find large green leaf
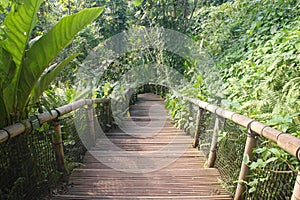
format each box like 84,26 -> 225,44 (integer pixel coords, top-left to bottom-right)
0,0 -> 42,123
0,92 -> 8,127
0,48 -> 15,90
0,48 -> 16,124
17,7 -> 104,114
1,0 -> 42,67
30,53 -> 80,104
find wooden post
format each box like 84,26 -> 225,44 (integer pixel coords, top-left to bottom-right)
106,101 -> 112,130
87,105 -> 95,144
292,172 -> 300,200
234,130 -> 259,200
101,103 -> 105,124
188,102 -> 193,135
134,92 -> 138,103
159,85 -> 162,96
193,107 -> 204,148
162,86 -> 165,97
52,119 -> 67,174
132,93 -> 135,103
207,116 -> 223,168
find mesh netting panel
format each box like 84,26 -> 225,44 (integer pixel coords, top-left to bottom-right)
248,164 -> 296,199
0,110 -> 92,199
138,84 -> 169,98
198,111 -> 214,158
214,119 -> 297,199
246,143 -> 297,200
215,119 -> 247,195
178,101 -> 197,137
61,113 -> 87,169
0,129 -> 56,200
95,102 -> 113,132
186,103 -> 198,137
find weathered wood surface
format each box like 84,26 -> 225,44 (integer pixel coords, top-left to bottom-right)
53,93 -> 231,200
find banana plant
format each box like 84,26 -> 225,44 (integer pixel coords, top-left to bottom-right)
0,0 -> 104,127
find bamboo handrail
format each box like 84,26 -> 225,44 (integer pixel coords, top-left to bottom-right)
1,89 -> 300,198
0,98 -> 109,144
186,96 -> 300,199
187,97 -> 300,160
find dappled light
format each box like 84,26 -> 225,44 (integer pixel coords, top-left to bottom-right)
0,0 -> 299,199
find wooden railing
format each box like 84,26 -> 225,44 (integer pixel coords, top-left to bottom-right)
187,97 -> 300,200
0,98 -> 110,173
0,90 -> 299,199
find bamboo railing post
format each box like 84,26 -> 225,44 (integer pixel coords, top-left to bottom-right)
51,119 -> 67,174
292,172 -> 300,200
193,107 -> 204,148
234,130 -> 259,200
87,104 -> 95,144
187,102 -> 193,135
133,93 -> 136,103
159,85 -> 162,96
134,92 -> 138,103
101,102 -> 105,123
207,116 -> 223,168
162,86 -> 166,97
106,100 -> 112,129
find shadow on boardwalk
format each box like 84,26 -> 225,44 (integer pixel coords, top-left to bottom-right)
53,93 -> 232,200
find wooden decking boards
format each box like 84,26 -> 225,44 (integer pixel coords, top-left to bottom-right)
53,93 -> 232,200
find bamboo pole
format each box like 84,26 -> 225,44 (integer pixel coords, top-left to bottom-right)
52,119 -> 67,174
234,130 -> 259,200
107,100 -> 112,128
159,85 -> 162,96
87,105 -> 95,145
1,96 -> 299,164
186,97 -> 300,163
192,107 -> 204,148
0,98 -> 109,144
207,116 -> 223,168
162,86 -> 166,97
292,172 -> 300,200
186,102 -> 192,135
104,101 -> 109,131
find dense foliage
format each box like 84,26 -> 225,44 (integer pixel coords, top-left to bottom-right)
173,0 -> 300,194
0,0 -> 299,197
0,0 -> 103,127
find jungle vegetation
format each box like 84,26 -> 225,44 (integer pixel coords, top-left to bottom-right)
0,0 -> 299,195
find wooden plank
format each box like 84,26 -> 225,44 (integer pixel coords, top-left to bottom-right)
53,195 -> 232,200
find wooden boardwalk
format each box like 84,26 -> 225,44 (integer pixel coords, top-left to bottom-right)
53,93 -> 232,200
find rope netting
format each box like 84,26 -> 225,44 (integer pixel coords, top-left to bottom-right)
154,85 -> 298,199
0,87 -> 297,199
194,111 -> 297,199
0,102 -> 111,200
0,129 -> 56,200
246,142 -> 297,199
215,120 -> 247,194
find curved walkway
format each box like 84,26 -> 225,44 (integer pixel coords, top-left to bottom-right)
53,93 -> 231,200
